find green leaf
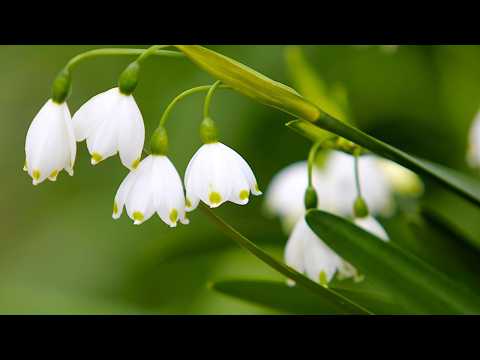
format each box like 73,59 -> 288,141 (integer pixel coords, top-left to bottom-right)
288,119 -> 480,207
201,205 -> 371,314
382,211 -> 480,296
211,280 -> 348,314
211,279 -> 398,315
305,210 -> 480,314
176,46 -> 480,207
421,190 -> 480,250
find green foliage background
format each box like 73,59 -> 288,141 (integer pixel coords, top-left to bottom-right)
1,45 -> 480,314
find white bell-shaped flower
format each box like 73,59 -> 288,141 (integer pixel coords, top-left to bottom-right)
353,216 -> 389,242
265,151 -> 395,231
323,152 -> 394,217
285,218 -> 357,286
184,142 -> 261,211
467,110 -> 480,168
376,158 -> 424,196
264,161 -> 335,231
24,100 -> 76,185
72,87 -> 145,170
113,155 -> 189,226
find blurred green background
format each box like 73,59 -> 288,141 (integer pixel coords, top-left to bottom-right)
2,45 -> 480,314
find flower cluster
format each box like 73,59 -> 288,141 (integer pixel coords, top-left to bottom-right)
24,76 -> 261,227
265,150 -> 423,285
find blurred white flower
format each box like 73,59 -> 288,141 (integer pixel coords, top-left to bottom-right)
265,151 -> 395,231
353,216 -> 389,242
467,110 -> 480,168
285,218 -> 357,286
24,99 -> 76,185
264,161 -> 335,231
323,152 -> 394,217
72,87 -> 145,170
113,155 -> 188,227
184,142 -> 261,211
376,158 -> 424,196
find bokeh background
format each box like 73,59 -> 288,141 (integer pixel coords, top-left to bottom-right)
2,45 -> 480,314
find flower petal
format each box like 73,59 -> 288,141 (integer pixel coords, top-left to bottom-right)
72,88 -> 118,142
125,156 -> 156,224
117,94 -> 145,170
113,169 -> 138,219
151,156 -> 187,227
354,216 -> 389,242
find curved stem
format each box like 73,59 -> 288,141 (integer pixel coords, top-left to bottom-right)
354,152 -> 362,198
135,45 -> 169,64
307,142 -> 322,187
200,204 -> 371,314
203,80 -> 222,119
159,84 -> 231,128
65,47 -> 184,72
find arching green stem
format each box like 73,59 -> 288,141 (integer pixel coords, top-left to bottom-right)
307,142 -> 323,188
64,46 -> 183,72
354,150 -> 362,198
159,84 -> 230,128
203,80 -> 222,119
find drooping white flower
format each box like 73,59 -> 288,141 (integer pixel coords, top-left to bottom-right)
264,161 -> 336,231
24,100 -> 76,185
184,142 -> 261,211
323,152 -> 394,217
72,87 -> 145,170
285,218 -> 357,286
376,159 -> 424,196
113,155 -> 188,227
353,216 -> 389,242
467,110 -> 480,168
265,152 -> 395,231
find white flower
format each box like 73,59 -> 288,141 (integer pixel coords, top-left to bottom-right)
113,155 -> 189,227
376,159 -> 424,196
184,142 -> 261,211
323,152 -> 394,217
264,161 -> 335,231
265,152 -> 394,231
353,216 -> 389,242
467,110 -> 480,168
285,218 -> 357,285
24,100 -> 76,185
72,87 -> 145,170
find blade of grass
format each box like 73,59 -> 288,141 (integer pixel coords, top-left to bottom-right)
306,210 -> 480,314
201,205 -> 371,314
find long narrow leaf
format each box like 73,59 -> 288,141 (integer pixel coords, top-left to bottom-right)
306,210 -> 480,314
201,205 -> 371,314
288,119 -> 480,207
211,280 -> 348,315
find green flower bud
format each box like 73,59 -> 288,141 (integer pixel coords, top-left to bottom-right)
118,61 -> 140,95
353,196 -> 369,218
150,126 -> 169,155
304,186 -> 318,210
51,69 -> 71,104
200,117 -> 218,144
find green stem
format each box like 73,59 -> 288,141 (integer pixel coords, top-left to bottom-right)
64,47 -> 184,72
354,152 -> 362,198
135,45 -> 170,64
288,119 -> 480,207
159,84 -> 230,128
203,80 -> 222,119
200,204 -> 371,314
174,45 -> 480,207
307,141 -> 327,187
